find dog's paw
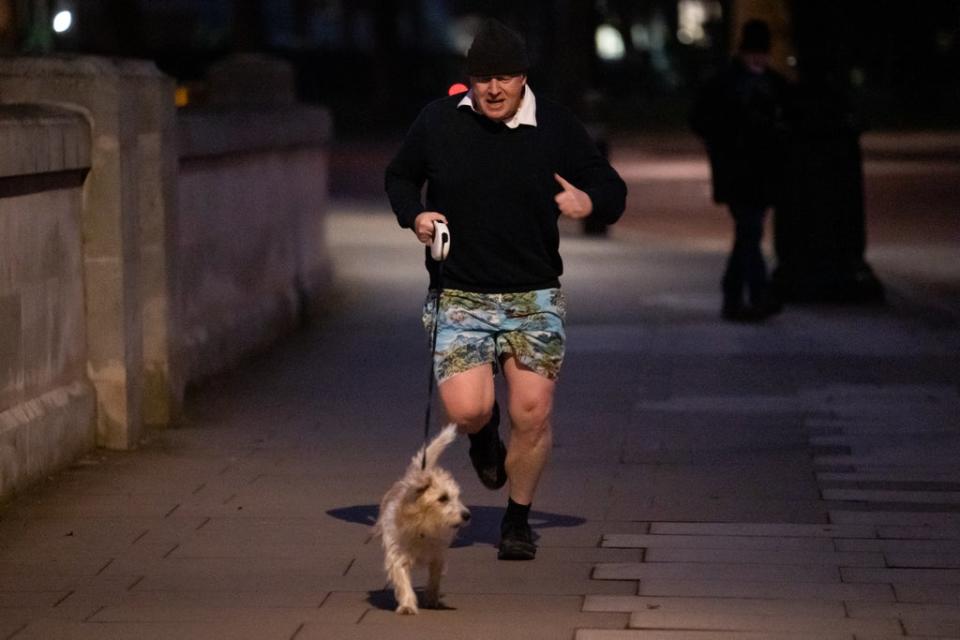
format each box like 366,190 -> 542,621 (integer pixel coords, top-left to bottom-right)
395,603 -> 418,615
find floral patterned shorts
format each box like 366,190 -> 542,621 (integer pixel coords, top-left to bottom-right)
422,288 -> 567,383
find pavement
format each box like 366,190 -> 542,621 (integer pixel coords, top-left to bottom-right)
1,133 -> 960,639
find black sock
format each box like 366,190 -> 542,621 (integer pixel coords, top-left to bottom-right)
505,498 -> 531,525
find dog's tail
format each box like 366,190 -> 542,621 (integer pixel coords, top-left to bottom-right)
411,423 -> 458,469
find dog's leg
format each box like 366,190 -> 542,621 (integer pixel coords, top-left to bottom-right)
387,560 -> 418,615
424,558 -> 444,609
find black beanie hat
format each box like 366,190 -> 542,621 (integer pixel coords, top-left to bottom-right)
466,19 -> 529,76
739,19 -> 771,53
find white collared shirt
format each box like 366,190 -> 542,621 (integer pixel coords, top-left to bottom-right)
458,85 -> 538,129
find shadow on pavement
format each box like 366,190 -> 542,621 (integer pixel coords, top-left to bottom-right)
327,505 -> 586,547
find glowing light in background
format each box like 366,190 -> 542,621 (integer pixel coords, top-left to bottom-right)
52,10 -> 73,33
447,83 -> 468,96
677,0 -> 722,47
595,24 -> 625,61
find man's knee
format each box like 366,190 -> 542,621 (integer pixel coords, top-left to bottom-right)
508,398 -> 552,437
446,401 -> 495,433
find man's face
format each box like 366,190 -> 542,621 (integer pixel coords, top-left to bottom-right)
469,74 -> 526,122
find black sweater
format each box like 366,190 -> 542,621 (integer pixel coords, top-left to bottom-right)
385,93 -> 627,293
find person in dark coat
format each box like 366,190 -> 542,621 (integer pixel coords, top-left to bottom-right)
690,19 -> 790,321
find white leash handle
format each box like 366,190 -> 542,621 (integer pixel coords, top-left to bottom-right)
431,221 -> 451,261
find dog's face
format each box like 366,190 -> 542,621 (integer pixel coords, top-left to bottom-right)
402,469 -> 470,535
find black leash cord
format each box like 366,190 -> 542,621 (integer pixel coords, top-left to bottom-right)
422,259 -> 443,469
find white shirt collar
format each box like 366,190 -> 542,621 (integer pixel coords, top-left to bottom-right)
458,85 -> 537,129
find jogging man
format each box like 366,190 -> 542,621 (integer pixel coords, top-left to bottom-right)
385,18 -> 626,560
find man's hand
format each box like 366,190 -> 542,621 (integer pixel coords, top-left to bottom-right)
554,174 -> 593,219
413,211 -> 448,245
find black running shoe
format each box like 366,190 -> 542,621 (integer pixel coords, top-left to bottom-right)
468,401 -> 507,490
498,518 -> 537,561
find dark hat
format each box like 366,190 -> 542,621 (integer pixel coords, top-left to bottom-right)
738,19 -> 771,53
466,19 -> 529,76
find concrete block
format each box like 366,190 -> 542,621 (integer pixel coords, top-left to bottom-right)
903,618 -> 960,637
877,525 -> 960,539
627,610 -> 901,635
577,632 -> 853,640
885,552 -> 960,568
635,578 -> 894,601
831,510 -> 960,527
842,567 -> 960,584
648,522 -> 874,538
602,533 -> 834,551
836,538 -> 960,554
0,591 -> 69,607
583,594 -> 845,618
823,488 -> 960,504
894,584 -> 960,603
0,382 -> 95,499
12,619 -> 303,640
340,593 -> 629,640
847,600 -> 960,620
643,547 -> 885,567
593,561 -> 840,583
818,470 -> 960,482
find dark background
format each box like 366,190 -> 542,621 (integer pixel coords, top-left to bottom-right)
3,0 -> 958,137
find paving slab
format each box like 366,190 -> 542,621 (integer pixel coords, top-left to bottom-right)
647,523 -> 874,538
893,584 -> 960,603
885,552 -> 960,568
634,579 -> 895,601
841,567 -> 960,584
576,632 -> 855,640
847,600 -> 960,620
594,561 -> 841,583
583,595 -> 845,618
626,610 -> 901,635
823,489 -> 960,504
830,511 -> 960,527
835,538 -> 960,554
602,534 -> 835,552
817,470 -> 960,482
641,548 -> 885,567
10,619 -> 303,640
876,525 -> 960,540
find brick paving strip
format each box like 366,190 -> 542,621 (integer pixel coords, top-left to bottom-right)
579,385 -> 960,639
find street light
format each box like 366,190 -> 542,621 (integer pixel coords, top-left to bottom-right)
52,10 -> 72,34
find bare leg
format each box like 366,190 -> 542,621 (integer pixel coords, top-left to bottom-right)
438,364 -> 496,434
501,357 -> 555,505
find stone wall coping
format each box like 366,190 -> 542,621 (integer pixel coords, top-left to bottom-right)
0,104 -> 91,179
0,55 -> 164,79
177,104 -> 332,160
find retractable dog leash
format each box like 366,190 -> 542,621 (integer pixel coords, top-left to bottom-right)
422,221 -> 451,469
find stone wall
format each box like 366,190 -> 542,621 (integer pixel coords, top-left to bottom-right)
0,104 -> 96,498
176,106 -> 333,382
0,57 -> 333,502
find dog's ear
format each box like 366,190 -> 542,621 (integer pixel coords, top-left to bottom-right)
414,476 -> 433,495
405,475 -> 432,501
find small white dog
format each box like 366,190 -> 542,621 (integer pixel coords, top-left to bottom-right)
374,424 -> 471,614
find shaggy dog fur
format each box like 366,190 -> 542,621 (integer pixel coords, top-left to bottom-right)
374,424 -> 470,614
